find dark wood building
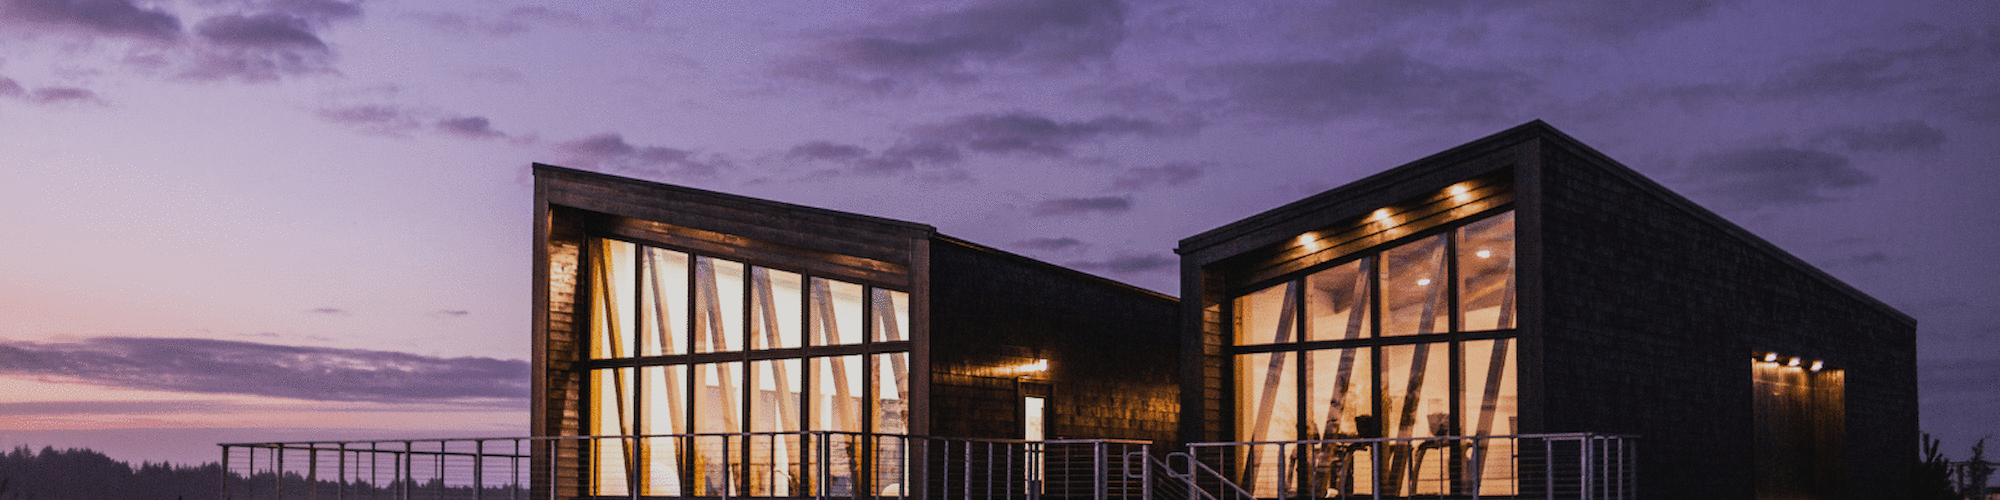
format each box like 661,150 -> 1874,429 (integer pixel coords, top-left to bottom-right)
526,120 -> 1914,500
1174,121 -> 1918,499
531,164 -> 1178,498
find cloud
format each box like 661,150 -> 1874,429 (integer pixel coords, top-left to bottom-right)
1806,120 -> 1946,152
1032,196 -> 1130,216
556,133 -> 728,179
913,111 -> 1192,158
779,0 -> 1126,92
0,77 -> 101,105
1190,48 -> 1539,124
405,6 -> 590,37
194,13 -> 324,49
0,0 -> 183,40
429,309 -> 470,318
1109,162 -> 1206,191
1014,237 -> 1086,253
1680,146 -> 1875,211
435,116 -> 506,140
306,307 -> 348,315
787,141 -> 871,162
0,337 -> 528,402
1065,253 -> 1175,274
317,104 -> 420,135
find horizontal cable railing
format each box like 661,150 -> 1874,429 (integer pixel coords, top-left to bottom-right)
1182,433 -> 1635,500
219,433 -> 1151,500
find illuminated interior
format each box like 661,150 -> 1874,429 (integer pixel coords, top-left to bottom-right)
586,239 -> 910,497
1231,210 -> 1516,497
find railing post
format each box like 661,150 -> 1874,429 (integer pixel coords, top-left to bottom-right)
277,444 -> 285,500
220,445 -> 232,500
1371,442 -> 1382,500
476,439 -> 486,500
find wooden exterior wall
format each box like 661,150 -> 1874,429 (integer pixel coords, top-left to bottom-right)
926,237 -> 1181,444
1529,133 -> 1916,500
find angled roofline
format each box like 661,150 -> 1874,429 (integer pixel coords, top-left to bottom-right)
932,233 -> 1178,304
1177,120 -> 1545,255
534,163 -> 1173,303
534,163 -> 937,234
1175,120 -> 1913,326
1528,124 -> 1918,327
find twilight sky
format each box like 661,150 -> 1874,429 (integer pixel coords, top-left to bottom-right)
1,0 -> 1995,466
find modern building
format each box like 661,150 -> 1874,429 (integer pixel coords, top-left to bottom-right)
222,121 -> 1916,500
1174,121 -> 1917,499
530,165 -> 1179,498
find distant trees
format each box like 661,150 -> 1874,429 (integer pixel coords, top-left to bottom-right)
0,446 -> 220,500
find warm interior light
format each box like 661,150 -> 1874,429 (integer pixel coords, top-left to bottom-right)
1371,209 -> 1391,221
1810,360 -> 1824,372
1475,249 -> 1492,259
1449,185 -> 1469,196
1787,357 -> 1801,367
1025,359 -> 1049,373
1297,233 -> 1317,245
1763,352 -> 1778,362
1416,278 -> 1432,286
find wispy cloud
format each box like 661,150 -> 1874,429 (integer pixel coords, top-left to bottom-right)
1109,162 -> 1206,191
778,0 -> 1126,93
557,133 -> 729,179
1806,120 -> 1946,152
0,77 -> 101,105
1014,237 -> 1087,254
1680,146 -> 1875,211
0,337 -> 528,403
317,105 -> 421,135
1065,253 -> 1174,274
913,112 -> 1191,158
0,0 -> 182,40
1032,196 -> 1130,217
435,116 -> 507,140
1189,48 -> 1539,124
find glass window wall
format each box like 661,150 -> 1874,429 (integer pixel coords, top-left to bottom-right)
1229,210 -> 1517,498
584,237 -> 911,497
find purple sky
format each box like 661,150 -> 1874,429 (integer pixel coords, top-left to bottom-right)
2,0 -> 1995,466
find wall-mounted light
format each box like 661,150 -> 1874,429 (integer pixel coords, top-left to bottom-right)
1763,352 -> 1778,363
1787,357 -> 1801,367
1475,249 -> 1493,259
1297,233 -> 1317,246
1810,360 -> 1824,372
1449,184 -> 1472,203
1371,209 -> 1392,221
1416,278 -> 1432,286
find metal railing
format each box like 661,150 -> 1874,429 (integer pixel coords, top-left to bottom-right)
1180,433 -> 1635,500
219,433 -> 1150,500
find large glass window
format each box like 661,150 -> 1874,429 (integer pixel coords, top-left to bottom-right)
584,237 -> 912,497
1229,210 -> 1516,497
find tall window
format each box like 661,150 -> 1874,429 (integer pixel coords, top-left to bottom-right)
586,238 -> 910,497
1231,210 -> 1516,497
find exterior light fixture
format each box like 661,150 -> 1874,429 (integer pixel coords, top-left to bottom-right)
1298,233 -> 1317,246
1371,209 -> 1391,221
1416,278 -> 1432,286
1449,185 -> 1469,196
1763,352 -> 1778,363
1787,357 -> 1801,367
1476,249 -> 1492,259
1810,361 -> 1824,372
